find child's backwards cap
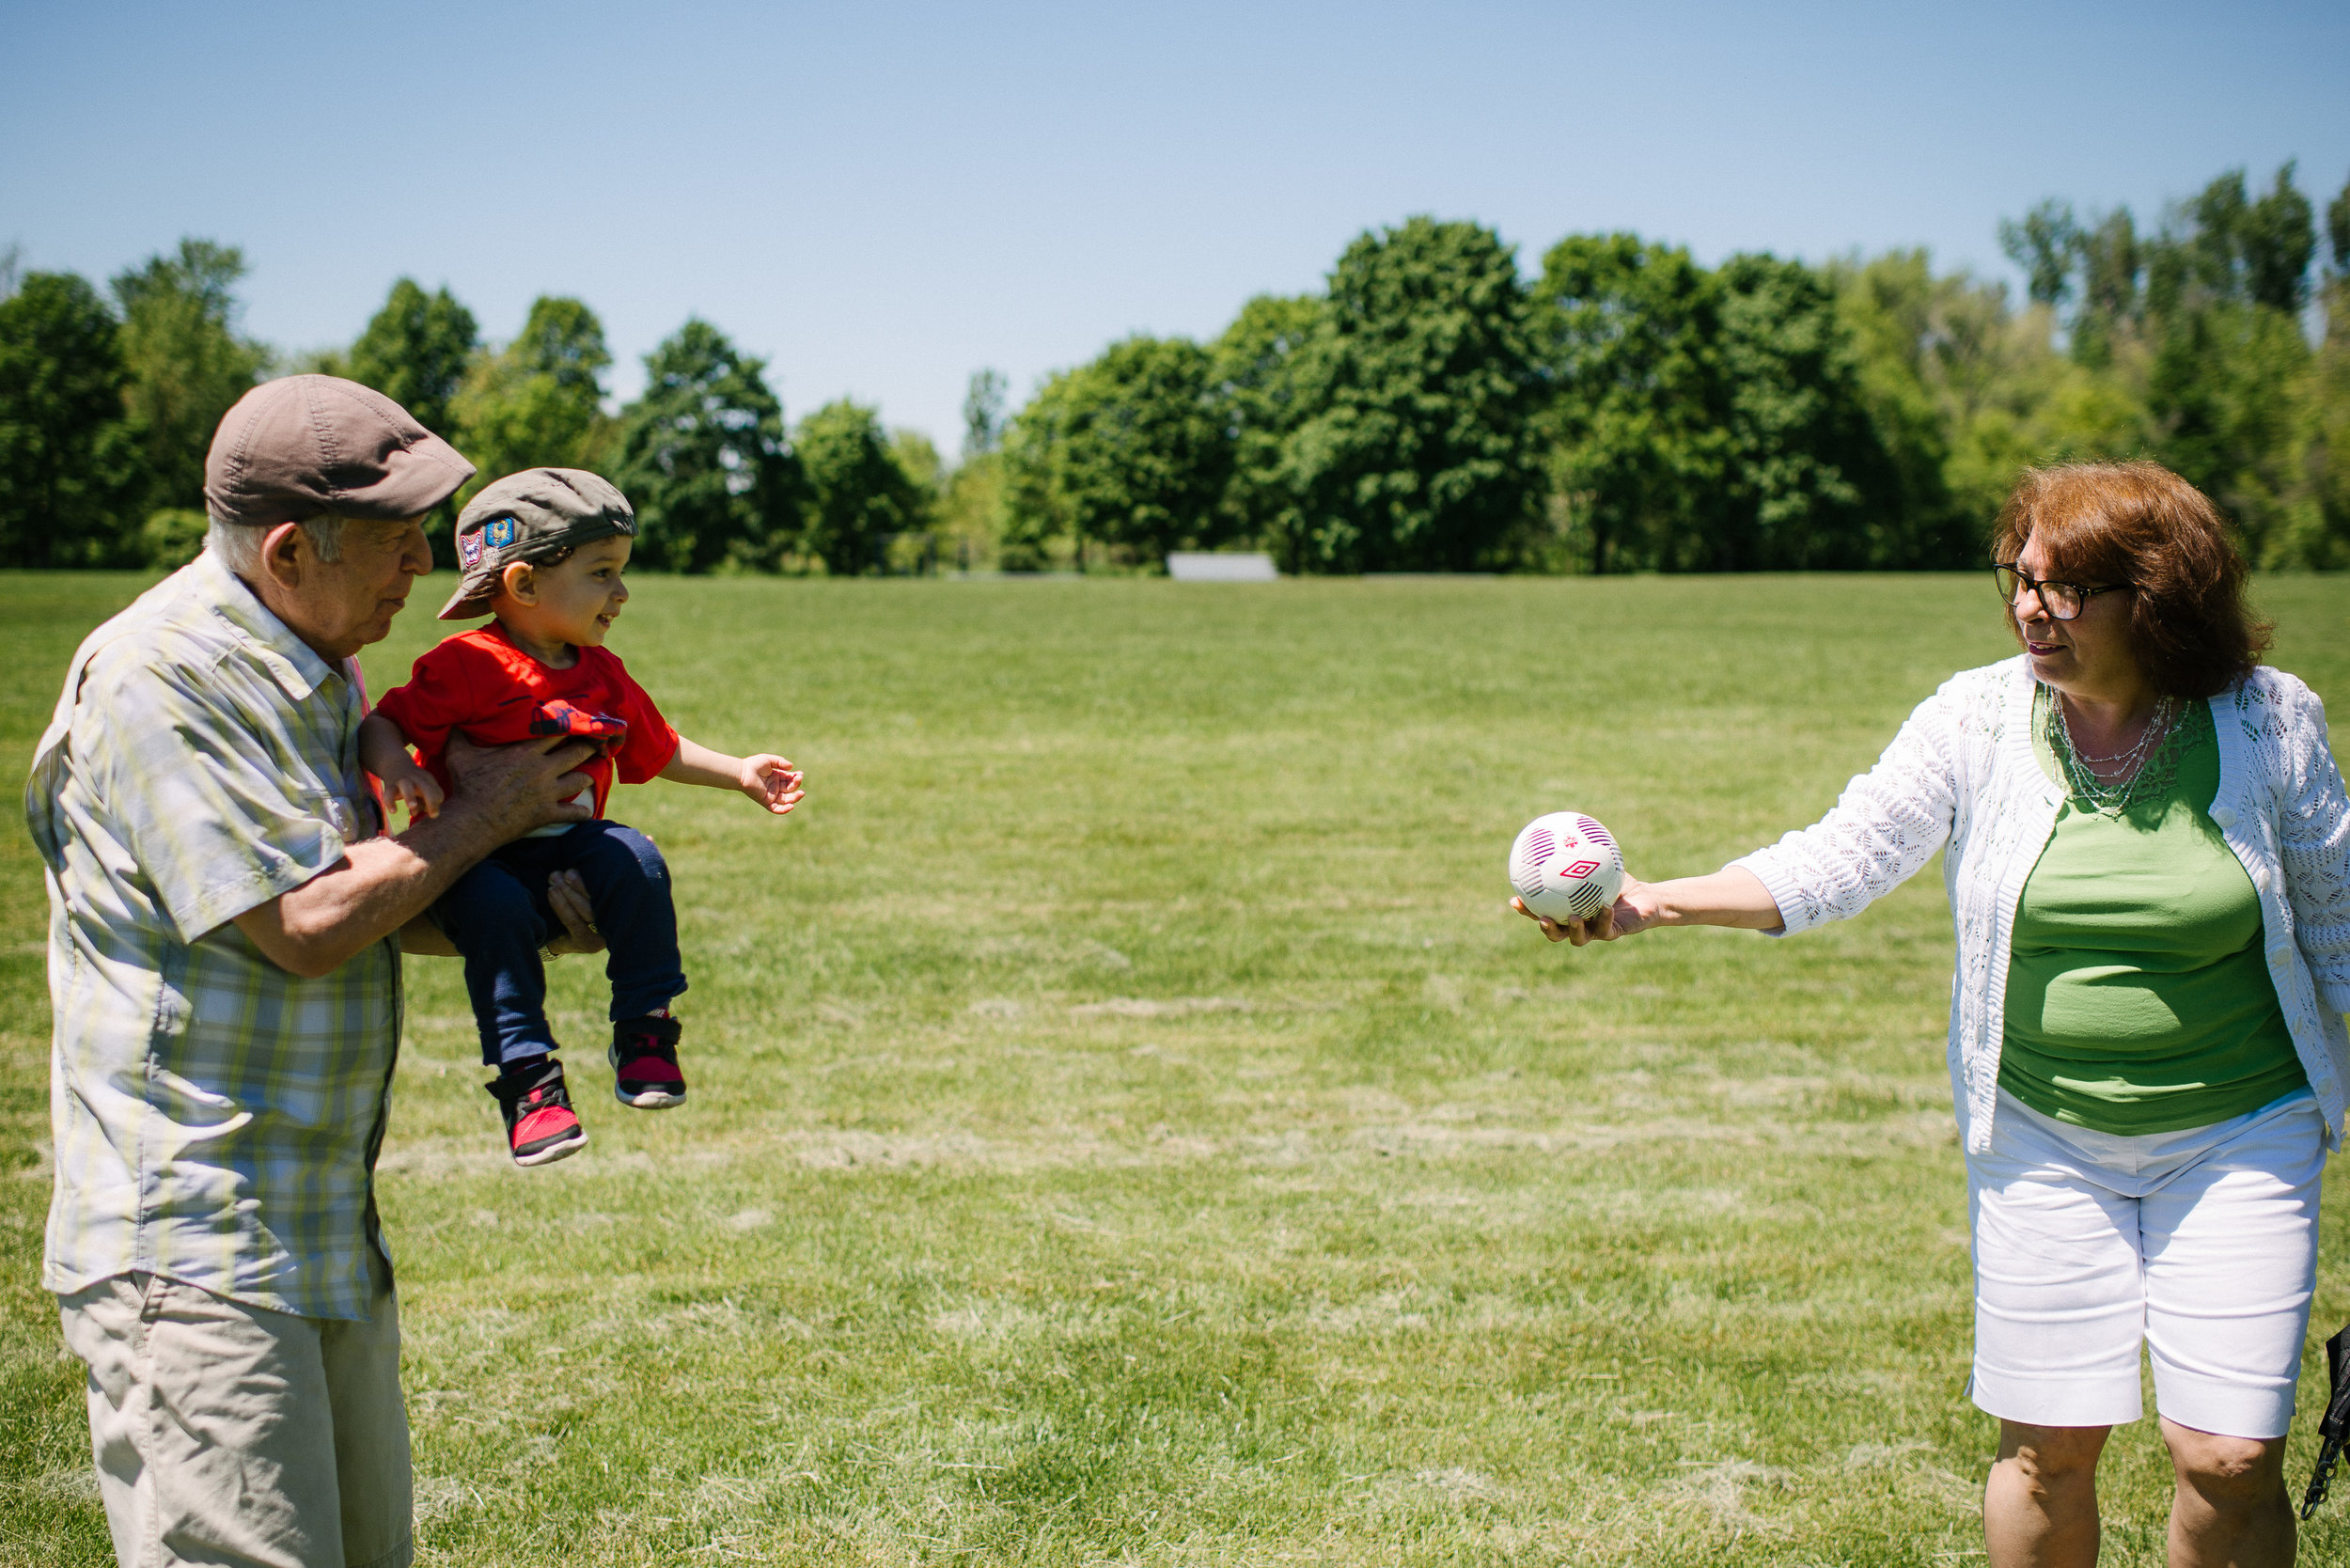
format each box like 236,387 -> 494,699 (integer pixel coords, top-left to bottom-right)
438,468 -> 637,619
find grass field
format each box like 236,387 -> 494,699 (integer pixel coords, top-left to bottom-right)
4,570 -> 2349,1567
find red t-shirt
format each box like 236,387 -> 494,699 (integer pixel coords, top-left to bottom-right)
373,627 -> 680,818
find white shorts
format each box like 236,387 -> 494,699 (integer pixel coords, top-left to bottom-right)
1966,1086 -> 2326,1439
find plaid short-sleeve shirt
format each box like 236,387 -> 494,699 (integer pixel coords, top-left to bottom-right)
25,551 -> 402,1322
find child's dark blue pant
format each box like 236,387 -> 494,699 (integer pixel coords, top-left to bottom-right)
432,820 -> 686,1066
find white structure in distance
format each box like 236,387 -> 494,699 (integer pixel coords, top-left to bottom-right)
1167,552 -> 1279,582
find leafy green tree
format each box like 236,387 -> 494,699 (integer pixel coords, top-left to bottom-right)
996,384 -> 1073,571
962,368 -> 1008,460
143,508 -> 211,569
1529,234 -> 1729,572
1276,217 -> 1543,572
2146,299 -> 2319,562
2000,199 -> 2147,368
1828,250 -> 1960,537
347,278 -> 478,445
611,319 -> 802,573
940,369 -> 1016,570
452,296 -> 615,497
2106,164 -> 2322,329
2138,165 -> 2323,562
111,239 -> 266,512
0,272 -> 147,567
2072,212 -> 2144,368
1832,250 -> 2142,535
795,399 -> 928,574
2238,165 -> 2317,314
1534,239 -> 1940,571
937,453 -> 1009,572
1999,199 -> 2080,309
280,345 -> 352,378
1002,335 -> 1232,566
891,428 -> 945,495
2329,174 -> 2350,286
1711,253 -> 1919,568
887,429 -> 948,572
1210,294 -> 1320,547
2316,175 -> 2350,559
1991,162 -> 2334,564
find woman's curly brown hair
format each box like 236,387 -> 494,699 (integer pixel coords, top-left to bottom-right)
1991,462 -> 2271,699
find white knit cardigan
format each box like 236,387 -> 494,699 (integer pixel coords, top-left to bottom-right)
1732,656 -> 2350,1154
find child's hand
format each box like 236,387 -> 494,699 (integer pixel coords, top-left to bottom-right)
659,738 -> 805,810
738,754 -> 805,815
386,770 -> 446,821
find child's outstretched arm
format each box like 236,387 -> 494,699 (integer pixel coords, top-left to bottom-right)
359,713 -> 446,819
659,735 -> 805,816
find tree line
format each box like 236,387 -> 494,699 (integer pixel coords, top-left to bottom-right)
0,249 -> 928,575
3,159 -> 2346,575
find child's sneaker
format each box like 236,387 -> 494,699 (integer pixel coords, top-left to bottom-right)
485,1056 -> 588,1167
610,1016 -> 686,1108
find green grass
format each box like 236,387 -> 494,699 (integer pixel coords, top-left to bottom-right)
5,570 -> 2349,1566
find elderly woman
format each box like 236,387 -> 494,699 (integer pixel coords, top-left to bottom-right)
1521,462 -> 2348,1568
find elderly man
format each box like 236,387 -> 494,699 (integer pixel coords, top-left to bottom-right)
27,376 -> 601,1568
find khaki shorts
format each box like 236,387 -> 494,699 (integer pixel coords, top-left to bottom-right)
57,1252 -> 413,1568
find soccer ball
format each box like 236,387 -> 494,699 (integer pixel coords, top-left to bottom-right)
1508,811 -> 1625,924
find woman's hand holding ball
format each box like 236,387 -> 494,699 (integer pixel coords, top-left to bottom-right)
1512,878 -> 1666,945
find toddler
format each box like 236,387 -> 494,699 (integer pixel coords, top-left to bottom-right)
362,469 -> 802,1166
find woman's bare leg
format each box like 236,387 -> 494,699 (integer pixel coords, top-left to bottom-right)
1986,1421 -> 2109,1568
2160,1418 -> 2293,1568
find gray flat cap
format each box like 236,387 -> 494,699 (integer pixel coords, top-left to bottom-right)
203,374 -> 475,529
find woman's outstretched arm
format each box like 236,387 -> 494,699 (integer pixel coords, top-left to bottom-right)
1513,866 -> 1785,947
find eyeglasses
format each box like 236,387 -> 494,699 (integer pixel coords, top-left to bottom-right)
1992,563 -> 2133,621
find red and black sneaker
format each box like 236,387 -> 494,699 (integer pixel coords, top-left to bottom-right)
485,1056 -> 588,1167
610,1015 -> 686,1109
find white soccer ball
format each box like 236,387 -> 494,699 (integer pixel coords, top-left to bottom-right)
1508,811 -> 1625,924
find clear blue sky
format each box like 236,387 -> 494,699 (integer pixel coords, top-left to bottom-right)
4,0 -> 2343,453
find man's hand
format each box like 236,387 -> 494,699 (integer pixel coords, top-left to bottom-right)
441,731 -> 598,842
737,753 -> 805,815
236,733 -> 601,977
543,870 -> 606,955
399,868 -> 605,959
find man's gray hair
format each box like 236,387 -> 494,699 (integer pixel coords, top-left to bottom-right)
204,512 -> 346,573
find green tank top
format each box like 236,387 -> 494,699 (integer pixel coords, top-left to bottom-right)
1999,688 -> 2307,1134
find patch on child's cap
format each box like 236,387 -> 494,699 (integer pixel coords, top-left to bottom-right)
484,516 -> 519,551
457,529 -> 488,569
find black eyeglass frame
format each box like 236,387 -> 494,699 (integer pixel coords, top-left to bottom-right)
1991,562 -> 2134,621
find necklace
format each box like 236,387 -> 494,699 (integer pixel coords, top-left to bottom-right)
2066,718 -> 2164,765
2043,688 -> 2183,816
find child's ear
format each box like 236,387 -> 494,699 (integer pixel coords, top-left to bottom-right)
499,560 -> 537,605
